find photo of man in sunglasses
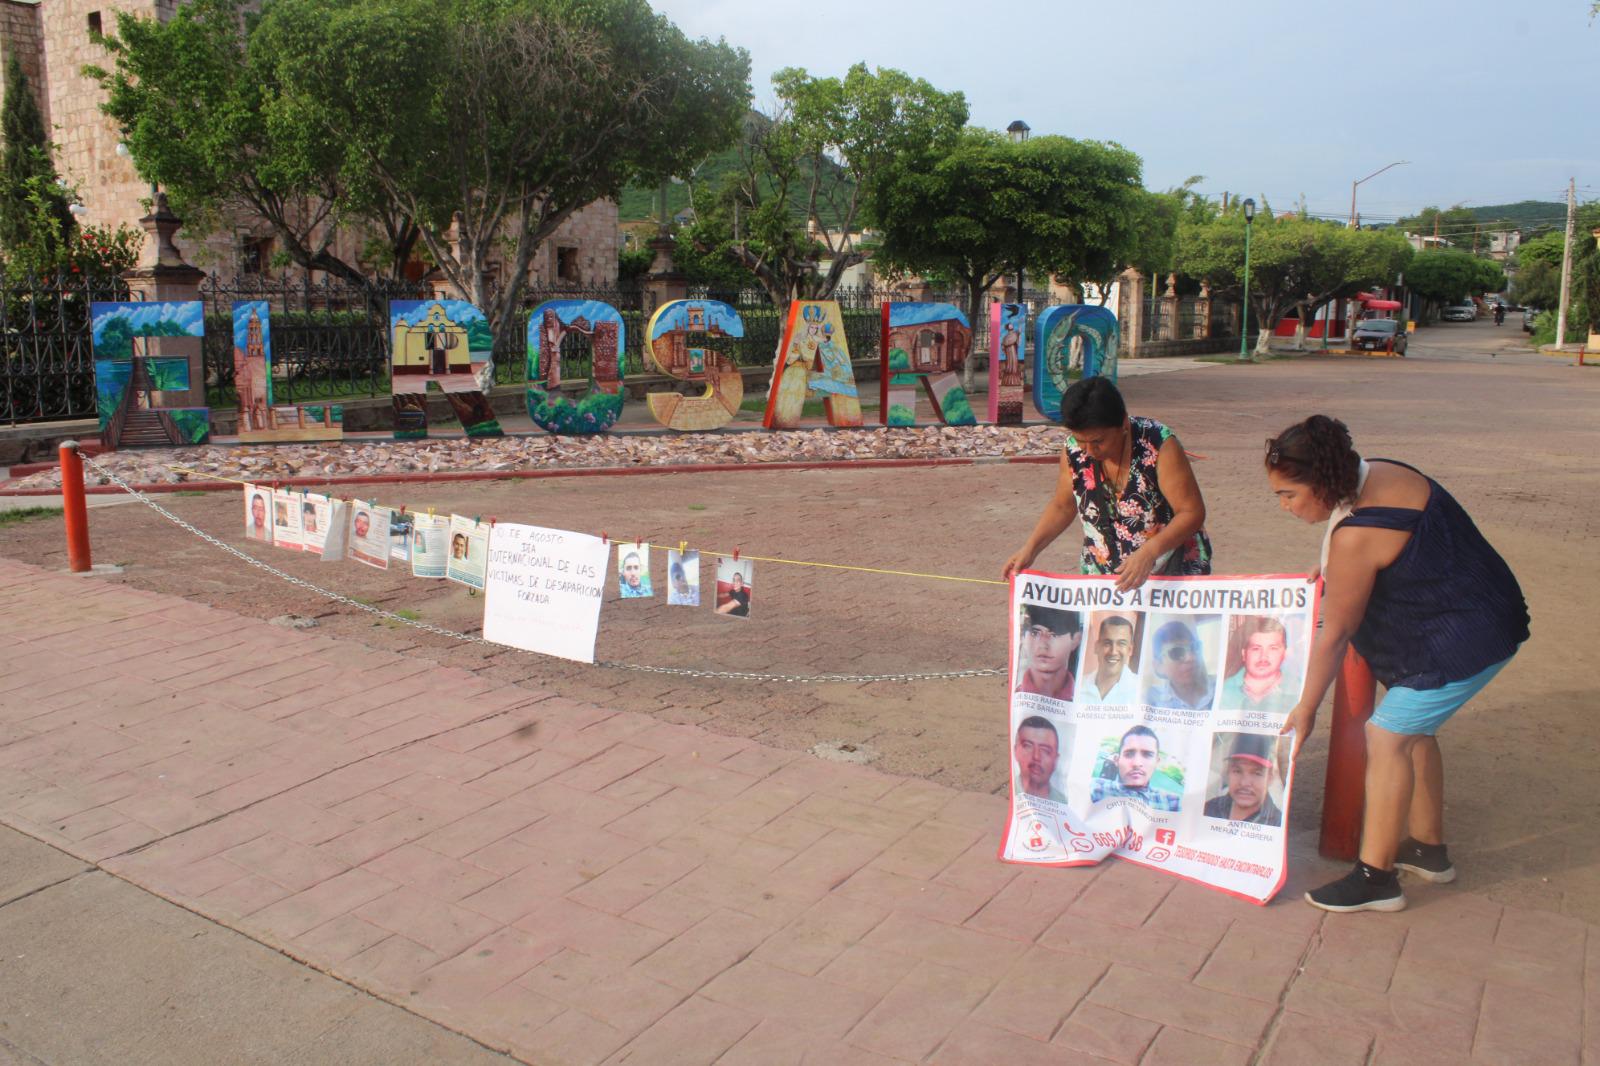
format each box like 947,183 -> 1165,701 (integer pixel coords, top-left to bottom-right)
1144,618 -> 1217,711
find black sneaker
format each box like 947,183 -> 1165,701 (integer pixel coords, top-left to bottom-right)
1305,862 -> 1406,913
1394,838 -> 1456,883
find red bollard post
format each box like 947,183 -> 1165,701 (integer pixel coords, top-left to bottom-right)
59,440 -> 92,573
1319,646 -> 1375,860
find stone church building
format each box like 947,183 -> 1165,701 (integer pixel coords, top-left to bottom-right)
0,0 -> 620,285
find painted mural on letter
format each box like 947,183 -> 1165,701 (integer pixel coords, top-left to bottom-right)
644,299 -> 745,432
232,301 -> 343,442
1034,305 -> 1120,421
389,300 -> 504,440
765,301 -> 862,429
988,301 -> 1027,425
90,301 -> 210,448
525,300 -> 625,435
879,302 -> 976,427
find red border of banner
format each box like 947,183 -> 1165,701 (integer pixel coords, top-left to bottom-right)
995,568 -> 1323,905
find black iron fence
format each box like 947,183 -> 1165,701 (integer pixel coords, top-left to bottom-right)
3,273 -> 1072,427
200,274 -> 431,408
1,271 -> 133,425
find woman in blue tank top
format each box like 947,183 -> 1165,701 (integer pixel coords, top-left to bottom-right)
1265,416 -> 1528,914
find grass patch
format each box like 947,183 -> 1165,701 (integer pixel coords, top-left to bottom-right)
379,607 -> 421,629
687,504 -> 708,512
171,490 -> 207,497
0,506 -> 63,526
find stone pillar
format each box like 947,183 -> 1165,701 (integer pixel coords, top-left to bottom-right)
643,229 -> 688,312
121,193 -> 208,413
430,214 -> 471,300
1119,268 -> 1145,356
1196,282 -> 1213,339
1160,273 -> 1179,341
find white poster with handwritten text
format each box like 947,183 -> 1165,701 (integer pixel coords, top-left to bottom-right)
482,524 -> 607,663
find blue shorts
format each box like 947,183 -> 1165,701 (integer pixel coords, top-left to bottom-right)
1370,657 -> 1513,736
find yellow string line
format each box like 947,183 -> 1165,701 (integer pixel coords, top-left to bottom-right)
696,550 -> 1004,586
168,465 -> 1006,587
172,466 -> 253,487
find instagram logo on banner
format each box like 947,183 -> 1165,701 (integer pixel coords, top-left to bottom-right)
1155,829 -> 1176,845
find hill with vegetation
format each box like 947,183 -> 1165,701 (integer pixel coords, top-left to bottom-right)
1468,201 -> 1566,229
617,111 -> 857,229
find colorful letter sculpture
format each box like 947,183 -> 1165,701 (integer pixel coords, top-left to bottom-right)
389,300 -> 504,440
90,301 -> 210,448
644,299 -> 744,432
988,301 -> 1027,425
879,302 -> 976,426
765,301 -> 862,429
525,300 -> 625,435
1033,305 -> 1120,421
232,301 -> 343,443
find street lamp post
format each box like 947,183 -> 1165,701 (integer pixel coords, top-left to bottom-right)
1348,160 -> 1409,228
1007,121 -> 1030,305
1238,198 -> 1255,361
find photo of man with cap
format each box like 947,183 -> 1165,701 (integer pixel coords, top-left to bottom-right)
1015,605 -> 1083,703
1203,733 -> 1283,827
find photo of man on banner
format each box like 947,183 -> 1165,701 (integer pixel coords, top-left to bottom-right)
1090,724 -> 1183,811
1013,715 -> 1072,806
1203,733 -> 1286,827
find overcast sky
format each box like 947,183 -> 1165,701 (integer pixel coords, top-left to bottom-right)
650,0 -> 1600,224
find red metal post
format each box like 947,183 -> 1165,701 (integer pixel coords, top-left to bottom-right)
1319,646 -> 1376,860
59,440 -> 92,573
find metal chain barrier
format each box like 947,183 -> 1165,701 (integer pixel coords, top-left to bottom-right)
81,455 -> 1005,685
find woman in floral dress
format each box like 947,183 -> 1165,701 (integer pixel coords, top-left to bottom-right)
1003,378 -> 1210,589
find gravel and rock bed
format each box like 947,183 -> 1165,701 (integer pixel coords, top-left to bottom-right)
6,424 -> 1069,490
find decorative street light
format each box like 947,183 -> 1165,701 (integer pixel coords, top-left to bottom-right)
1007,120 -> 1030,305
1348,160 -> 1409,228
1238,198 -> 1256,361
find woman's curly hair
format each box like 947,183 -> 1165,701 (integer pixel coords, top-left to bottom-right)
1265,415 -> 1361,507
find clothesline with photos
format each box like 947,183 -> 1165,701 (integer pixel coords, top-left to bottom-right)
193,464 -> 1003,661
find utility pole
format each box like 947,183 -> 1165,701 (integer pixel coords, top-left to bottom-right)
1557,178 -> 1576,348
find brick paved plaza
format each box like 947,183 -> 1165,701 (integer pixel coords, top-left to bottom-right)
1,328 -> 1596,1064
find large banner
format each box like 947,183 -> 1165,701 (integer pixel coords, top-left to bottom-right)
1001,571 -> 1317,903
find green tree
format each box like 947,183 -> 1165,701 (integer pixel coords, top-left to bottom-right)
91,0 -> 418,283
252,0 -> 749,348
1397,204 -> 1479,249
871,127 -> 1142,383
1177,209 -> 1411,354
1404,248 -> 1495,316
687,65 -> 967,306
1512,257 -> 1562,311
1291,227 -> 1413,348
0,54 -> 76,272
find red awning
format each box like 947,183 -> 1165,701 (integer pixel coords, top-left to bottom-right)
1362,299 -> 1401,310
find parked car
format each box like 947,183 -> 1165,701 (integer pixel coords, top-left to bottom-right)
1441,302 -> 1477,322
1522,307 -> 1539,333
1352,317 -> 1407,354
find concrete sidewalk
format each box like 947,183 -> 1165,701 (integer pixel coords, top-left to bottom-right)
0,560 -> 1592,1065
